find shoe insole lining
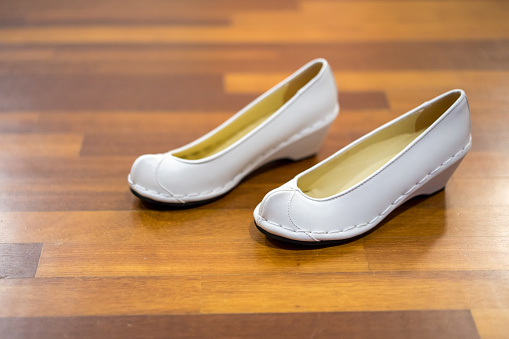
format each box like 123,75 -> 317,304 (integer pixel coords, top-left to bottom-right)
173,63 -> 323,160
297,91 -> 461,199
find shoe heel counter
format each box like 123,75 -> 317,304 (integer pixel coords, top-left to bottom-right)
321,61 -> 340,116
454,90 -> 472,148
268,123 -> 334,163
406,153 -> 466,201
296,59 -> 339,122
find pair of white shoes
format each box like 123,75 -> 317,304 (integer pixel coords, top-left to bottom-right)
128,59 -> 472,245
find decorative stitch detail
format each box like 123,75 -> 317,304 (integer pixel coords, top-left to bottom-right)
258,142 -> 470,235
132,111 -> 337,200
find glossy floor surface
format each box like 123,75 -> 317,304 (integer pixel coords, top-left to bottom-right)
0,1 -> 508,338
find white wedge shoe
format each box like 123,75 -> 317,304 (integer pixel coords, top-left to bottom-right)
254,89 -> 471,244
129,59 -> 339,206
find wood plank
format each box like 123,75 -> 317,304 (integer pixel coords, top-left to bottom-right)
0,243 -> 42,279
1,205 -> 508,246
35,240 -> 368,277
226,71 -> 509,95
0,310 -> 480,339
0,2 -> 506,339
471,131 -> 509,155
200,271 -> 509,313
2,41 -> 508,74
0,210 -> 256,243
0,168 -> 505,213
0,1 -> 508,44
364,237 -> 509,271
0,113 -> 38,133
0,156 -> 132,180
0,134 -> 82,157
0,276 -> 201,317
440,177 -> 509,208
0,179 -> 132,212
34,111 -> 232,133
365,206 -> 509,238
0,73 -> 255,112
471,309 -> 509,339
234,1 -> 509,42
338,91 -> 389,110
0,71 -> 386,112
441,152 -> 509,178
0,0 -> 298,27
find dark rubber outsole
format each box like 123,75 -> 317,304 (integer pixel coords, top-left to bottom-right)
254,189 -> 446,247
254,221 -> 356,247
129,157 -> 316,210
130,188 -> 228,209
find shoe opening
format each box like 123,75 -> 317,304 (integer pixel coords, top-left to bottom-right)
297,91 -> 462,199
173,61 -> 324,160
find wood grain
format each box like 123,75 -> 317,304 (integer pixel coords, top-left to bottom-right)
471,309 -> 509,339
0,206 -> 507,245
2,41 -> 508,76
0,113 -> 38,133
35,240 -> 368,277
0,0 -> 298,28
0,134 -> 82,157
0,243 -> 43,279
0,277 -> 201,317
0,73 -> 255,112
364,237 -> 509,271
0,0 -> 507,337
201,271 -> 509,313
0,311 -> 480,339
1,2 -> 508,44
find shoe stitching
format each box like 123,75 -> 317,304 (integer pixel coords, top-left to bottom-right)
155,157 -> 186,204
258,142 -> 470,236
287,190 -> 318,241
319,98 -> 468,201
132,112 -> 336,200
171,63 -> 336,165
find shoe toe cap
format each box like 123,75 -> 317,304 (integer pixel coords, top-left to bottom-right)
255,189 -> 318,242
129,154 -> 166,194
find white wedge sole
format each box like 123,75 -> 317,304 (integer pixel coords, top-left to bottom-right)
129,59 -> 339,206
254,89 -> 472,244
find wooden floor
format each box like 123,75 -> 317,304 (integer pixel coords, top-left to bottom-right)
1,0 -> 508,338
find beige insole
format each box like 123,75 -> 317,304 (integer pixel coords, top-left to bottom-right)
297,91 -> 460,199
173,63 -> 323,160
300,130 -> 425,198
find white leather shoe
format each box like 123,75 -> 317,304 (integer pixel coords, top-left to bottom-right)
254,89 -> 472,244
129,59 -> 339,206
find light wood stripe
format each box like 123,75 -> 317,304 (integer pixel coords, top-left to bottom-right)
200,271 -> 509,313
35,241 -> 368,277
0,277 -> 201,317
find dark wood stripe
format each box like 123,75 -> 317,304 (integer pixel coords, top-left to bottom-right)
0,18 -> 231,27
0,156 -> 130,177
1,40 -> 507,71
340,91 -> 389,110
0,190 -> 135,212
0,0 -> 298,28
0,73 -> 256,112
0,175 -> 456,212
0,243 -> 43,278
0,69 -> 387,112
0,113 -> 37,133
0,310 -> 480,339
